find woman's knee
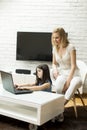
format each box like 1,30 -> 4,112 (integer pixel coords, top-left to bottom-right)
70,77 -> 82,88
65,77 -> 82,100
55,75 -> 66,93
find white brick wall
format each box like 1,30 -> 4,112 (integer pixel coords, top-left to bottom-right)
0,0 -> 87,90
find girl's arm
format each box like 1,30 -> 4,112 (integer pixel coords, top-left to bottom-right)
15,82 -> 36,88
17,82 -> 51,91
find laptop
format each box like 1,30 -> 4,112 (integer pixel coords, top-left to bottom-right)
0,70 -> 33,94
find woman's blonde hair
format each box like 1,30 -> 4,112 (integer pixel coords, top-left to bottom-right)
51,27 -> 69,48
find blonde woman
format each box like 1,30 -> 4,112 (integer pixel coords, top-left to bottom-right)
52,28 -> 82,104
51,27 -> 82,104
51,27 -> 82,122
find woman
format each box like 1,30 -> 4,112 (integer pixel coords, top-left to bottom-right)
51,27 -> 82,105
16,64 -> 52,92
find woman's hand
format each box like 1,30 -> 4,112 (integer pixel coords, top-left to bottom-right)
62,79 -> 70,93
53,70 -> 59,79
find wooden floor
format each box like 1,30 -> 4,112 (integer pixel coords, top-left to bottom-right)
65,94 -> 87,107
65,93 -> 87,107
0,93 -> 87,130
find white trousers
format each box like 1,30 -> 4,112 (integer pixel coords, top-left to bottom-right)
54,75 -> 82,100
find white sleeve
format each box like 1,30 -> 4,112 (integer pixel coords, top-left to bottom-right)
68,44 -> 76,52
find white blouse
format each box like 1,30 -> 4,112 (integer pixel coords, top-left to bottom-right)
53,44 -> 80,76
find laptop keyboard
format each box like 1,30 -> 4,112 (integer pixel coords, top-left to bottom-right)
14,88 -> 33,94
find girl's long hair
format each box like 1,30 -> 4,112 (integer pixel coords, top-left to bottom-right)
35,64 -> 52,85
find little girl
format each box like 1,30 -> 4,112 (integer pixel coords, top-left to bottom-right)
16,64 -> 52,92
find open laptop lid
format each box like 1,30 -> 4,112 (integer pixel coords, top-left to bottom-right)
0,70 -> 15,93
0,70 -> 33,94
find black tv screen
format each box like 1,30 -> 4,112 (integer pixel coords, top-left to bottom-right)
16,32 -> 52,61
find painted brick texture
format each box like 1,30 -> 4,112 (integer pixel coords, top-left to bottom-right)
0,0 -> 87,90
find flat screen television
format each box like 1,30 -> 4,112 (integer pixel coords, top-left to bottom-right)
16,32 -> 52,61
